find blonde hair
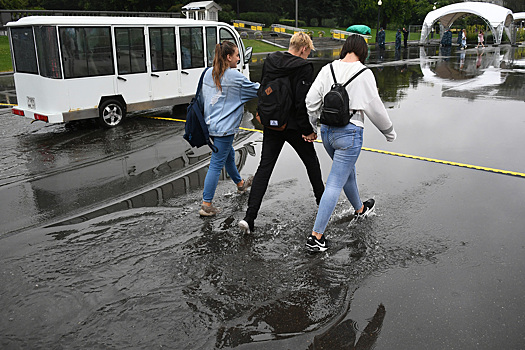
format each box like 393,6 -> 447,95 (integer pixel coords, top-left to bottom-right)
212,41 -> 237,91
289,32 -> 315,51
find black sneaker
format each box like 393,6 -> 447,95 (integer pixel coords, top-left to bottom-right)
305,235 -> 328,252
354,199 -> 375,218
238,218 -> 254,234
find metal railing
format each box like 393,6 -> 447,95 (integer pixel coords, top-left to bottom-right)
270,24 -> 306,35
232,20 -> 264,31
330,29 -> 371,42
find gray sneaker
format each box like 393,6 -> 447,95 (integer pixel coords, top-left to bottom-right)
237,176 -> 254,194
199,203 -> 220,217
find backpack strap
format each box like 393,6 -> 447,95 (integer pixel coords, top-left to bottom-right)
195,67 -> 218,153
195,67 -> 210,98
329,63 -> 338,84
342,67 -> 368,87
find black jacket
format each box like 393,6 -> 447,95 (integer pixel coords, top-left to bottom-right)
261,51 -> 314,135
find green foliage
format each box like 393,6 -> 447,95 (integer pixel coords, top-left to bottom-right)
239,12 -> 279,27
517,28 -> 525,42
0,36 -> 13,72
321,18 -> 337,28
279,18 -> 306,27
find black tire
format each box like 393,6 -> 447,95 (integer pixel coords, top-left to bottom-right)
98,99 -> 125,128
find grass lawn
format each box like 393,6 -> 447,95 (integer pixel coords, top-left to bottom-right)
0,36 -> 13,72
242,39 -> 286,53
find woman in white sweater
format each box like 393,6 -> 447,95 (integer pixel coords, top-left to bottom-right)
304,35 -> 396,252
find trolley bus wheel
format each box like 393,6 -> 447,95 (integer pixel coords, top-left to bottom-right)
98,99 -> 125,128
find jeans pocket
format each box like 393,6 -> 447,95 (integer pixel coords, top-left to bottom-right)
332,130 -> 356,150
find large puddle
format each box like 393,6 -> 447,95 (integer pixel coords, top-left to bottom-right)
1,44 -> 525,349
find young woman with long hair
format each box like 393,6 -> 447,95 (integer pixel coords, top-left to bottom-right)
304,35 -> 397,251
198,41 -> 259,217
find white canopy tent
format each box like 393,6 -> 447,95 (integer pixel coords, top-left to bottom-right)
420,2 -> 514,46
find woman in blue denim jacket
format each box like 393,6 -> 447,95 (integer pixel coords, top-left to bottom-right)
198,41 -> 260,217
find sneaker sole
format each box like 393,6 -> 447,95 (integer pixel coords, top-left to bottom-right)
238,220 -> 251,234
305,243 -> 328,252
199,209 -> 216,217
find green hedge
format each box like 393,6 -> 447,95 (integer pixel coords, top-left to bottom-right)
239,12 -> 279,27
278,18 -> 306,27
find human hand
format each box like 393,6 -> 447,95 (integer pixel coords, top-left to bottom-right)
302,133 -> 317,142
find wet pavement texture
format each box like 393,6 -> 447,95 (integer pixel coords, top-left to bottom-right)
1,44 -> 525,349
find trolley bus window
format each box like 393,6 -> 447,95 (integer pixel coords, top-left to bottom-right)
205,27 -> 217,67
219,28 -> 238,47
35,26 -> 61,79
180,27 -> 204,69
115,27 -> 146,74
59,27 -> 113,78
149,27 -> 177,72
10,27 -> 38,74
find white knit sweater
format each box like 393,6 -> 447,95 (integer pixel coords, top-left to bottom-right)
306,59 -> 396,142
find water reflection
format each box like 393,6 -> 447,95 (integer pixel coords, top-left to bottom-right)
419,46 -> 525,101
0,117 -> 256,234
309,304 -> 385,350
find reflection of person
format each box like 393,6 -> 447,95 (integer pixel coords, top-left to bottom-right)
402,27 -> 409,48
459,49 -> 466,70
304,35 -> 396,251
395,29 -> 402,50
377,27 -> 386,50
461,29 -> 467,49
198,41 -> 260,216
309,304 -> 386,349
238,32 -> 325,233
477,30 -> 485,48
476,47 -> 484,68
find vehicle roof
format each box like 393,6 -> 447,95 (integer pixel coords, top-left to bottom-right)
6,15 -> 226,27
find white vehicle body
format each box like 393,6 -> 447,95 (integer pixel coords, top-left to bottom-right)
7,16 -> 252,127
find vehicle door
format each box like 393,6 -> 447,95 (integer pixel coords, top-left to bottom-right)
178,26 -> 206,97
114,27 -> 151,109
148,26 -> 180,102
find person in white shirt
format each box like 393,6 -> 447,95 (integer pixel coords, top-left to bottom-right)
304,34 -> 396,252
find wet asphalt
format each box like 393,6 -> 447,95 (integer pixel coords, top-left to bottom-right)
1,44 -> 525,349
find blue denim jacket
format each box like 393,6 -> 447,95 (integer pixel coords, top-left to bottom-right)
198,68 -> 259,137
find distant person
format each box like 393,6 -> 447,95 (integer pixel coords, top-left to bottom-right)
304,35 -> 396,252
457,29 -> 463,47
395,29 -> 402,50
198,41 -> 260,217
238,32 -> 325,233
402,27 -> 409,48
441,29 -> 452,47
461,29 -> 467,49
377,27 -> 386,50
477,30 -> 485,48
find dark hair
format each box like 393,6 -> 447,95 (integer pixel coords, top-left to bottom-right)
212,41 -> 238,91
339,35 -> 368,64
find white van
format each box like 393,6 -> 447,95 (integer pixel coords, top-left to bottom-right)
7,16 -> 253,127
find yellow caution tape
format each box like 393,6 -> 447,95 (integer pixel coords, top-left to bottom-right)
152,115 -> 525,179
0,103 -> 16,107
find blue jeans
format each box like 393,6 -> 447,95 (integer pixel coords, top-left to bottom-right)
202,135 -> 242,202
313,123 -> 364,235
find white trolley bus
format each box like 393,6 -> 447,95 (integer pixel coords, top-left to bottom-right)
7,16 -> 253,127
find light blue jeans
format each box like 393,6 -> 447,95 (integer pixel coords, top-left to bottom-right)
313,123 -> 364,235
202,134 -> 242,202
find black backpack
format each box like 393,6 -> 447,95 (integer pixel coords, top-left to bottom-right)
320,63 -> 368,127
183,67 -> 218,152
256,74 -> 293,131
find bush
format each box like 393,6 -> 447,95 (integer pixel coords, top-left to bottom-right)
321,18 -> 337,28
279,18 -> 306,27
310,18 -> 318,27
239,12 -> 279,27
517,28 -> 525,42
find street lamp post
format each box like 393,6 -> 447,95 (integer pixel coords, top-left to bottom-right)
376,0 -> 383,43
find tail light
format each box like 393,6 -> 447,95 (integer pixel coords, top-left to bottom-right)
34,114 -> 49,122
12,108 -> 24,116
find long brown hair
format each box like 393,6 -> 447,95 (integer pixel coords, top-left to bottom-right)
212,41 -> 237,91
